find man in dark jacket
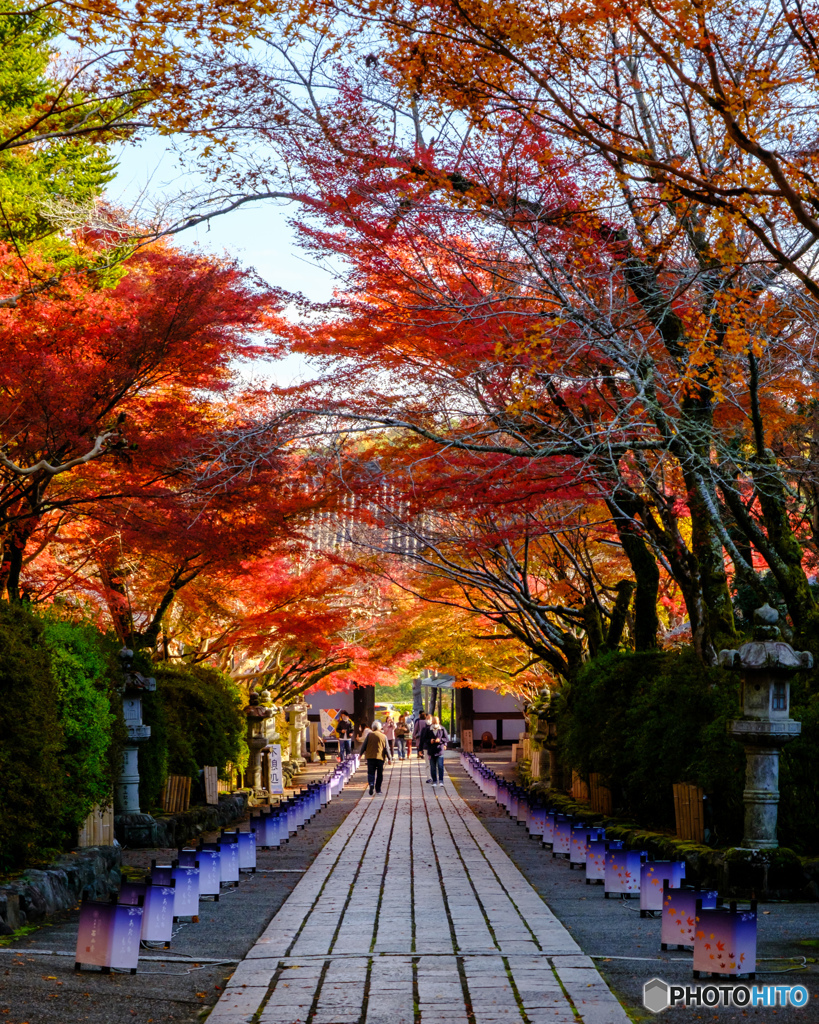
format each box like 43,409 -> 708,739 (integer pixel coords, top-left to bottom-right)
361,721 -> 389,795
425,716 -> 450,788
335,711 -> 354,758
412,712 -> 427,758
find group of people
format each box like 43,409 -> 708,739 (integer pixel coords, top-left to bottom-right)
333,709 -> 450,796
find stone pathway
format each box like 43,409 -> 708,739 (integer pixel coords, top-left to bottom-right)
210,756 -> 628,1024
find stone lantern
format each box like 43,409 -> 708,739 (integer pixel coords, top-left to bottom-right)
287,702 -> 310,761
718,604 -> 811,849
115,649 -> 159,846
244,691 -> 275,794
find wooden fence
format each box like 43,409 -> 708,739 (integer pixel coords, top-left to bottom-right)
589,773 -> 613,814
570,771 -> 590,803
162,775 -> 191,814
673,782 -> 705,843
77,803 -> 114,847
218,764 -> 237,793
203,766 -> 219,805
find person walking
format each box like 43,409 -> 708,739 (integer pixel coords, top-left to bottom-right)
395,714 -> 409,760
419,714 -> 435,781
383,713 -> 396,760
354,721 -> 370,749
361,721 -> 389,795
412,712 -> 428,759
426,716 -> 450,788
335,712 -> 354,759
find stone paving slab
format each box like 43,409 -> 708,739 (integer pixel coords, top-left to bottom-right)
212,755 -> 629,1024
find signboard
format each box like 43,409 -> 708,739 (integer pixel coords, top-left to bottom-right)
268,744 -> 284,795
319,709 -> 340,739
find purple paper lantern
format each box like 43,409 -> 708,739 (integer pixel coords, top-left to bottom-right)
604,849 -> 646,897
639,861 -> 686,915
661,883 -> 719,949
693,901 -> 757,979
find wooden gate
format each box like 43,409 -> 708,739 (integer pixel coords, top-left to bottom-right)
589,773 -> 613,814
570,771 -> 590,803
162,775 -> 191,814
203,766 -> 218,805
77,803 -> 114,847
673,782 -> 705,843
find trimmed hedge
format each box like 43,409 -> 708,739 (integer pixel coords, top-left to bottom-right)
555,649 -> 745,845
554,647 -> 819,854
0,605 -> 123,871
139,663 -> 246,810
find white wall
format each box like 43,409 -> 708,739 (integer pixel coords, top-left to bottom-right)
306,690 -> 355,714
472,689 -> 525,714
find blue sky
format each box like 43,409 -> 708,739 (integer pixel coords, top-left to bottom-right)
111,137 -> 337,384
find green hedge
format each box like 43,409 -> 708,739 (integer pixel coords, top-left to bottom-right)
0,605 -> 123,871
555,648 -> 819,853
555,649 -> 745,845
140,663 -> 246,810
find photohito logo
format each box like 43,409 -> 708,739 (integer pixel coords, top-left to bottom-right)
642,978 -> 810,1013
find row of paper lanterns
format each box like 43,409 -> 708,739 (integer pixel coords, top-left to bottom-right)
461,752 -> 757,980
74,754 -> 362,974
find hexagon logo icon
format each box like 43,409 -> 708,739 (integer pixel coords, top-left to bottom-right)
643,977 -> 670,1014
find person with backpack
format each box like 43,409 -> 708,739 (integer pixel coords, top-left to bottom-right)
425,716 -> 450,788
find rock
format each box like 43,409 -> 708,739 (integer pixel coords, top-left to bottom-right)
0,847 -> 120,929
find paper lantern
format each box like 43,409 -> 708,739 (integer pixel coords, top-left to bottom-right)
75,895 -> 144,974
184,847 -> 220,900
552,816 -> 573,858
693,900 -> 757,979
604,849 -> 646,897
639,861 -> 686,916
570,826 -> 604,869
586,839 -> 622,884
661,882 -> 719,949
238,831 -> 257,872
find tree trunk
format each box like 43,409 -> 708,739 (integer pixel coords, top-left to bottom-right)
583,598 -> 605,657
604,580 -> 635,650
607,496 -> 660,650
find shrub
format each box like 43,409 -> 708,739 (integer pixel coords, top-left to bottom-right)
556,649 -> 744,844
0,606 -> 123,870
40,616 -> 124,832
0,604 -> 66,870
150,664 -> 245,793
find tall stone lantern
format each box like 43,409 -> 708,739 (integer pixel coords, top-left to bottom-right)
115,648 -> 159,846
718,604 -> 811,849
287,702 -> 310,761
244,691 -> 276,794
